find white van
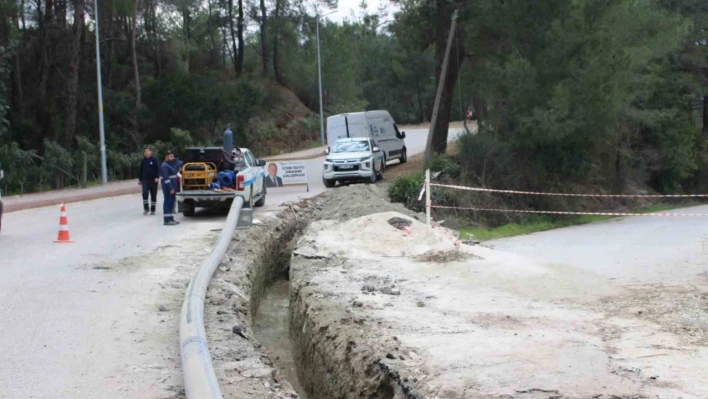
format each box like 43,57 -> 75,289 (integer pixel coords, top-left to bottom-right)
326,111 -> 408,164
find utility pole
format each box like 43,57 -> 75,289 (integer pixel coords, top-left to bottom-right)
316,15 -> 325,146
315,10 -> 337,146
424,9 -> 459,166
94,0 -> 108,185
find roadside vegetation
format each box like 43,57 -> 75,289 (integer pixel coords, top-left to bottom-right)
458,204 -> 694,240
2,0 -> 708,204
385,0 -> 708,236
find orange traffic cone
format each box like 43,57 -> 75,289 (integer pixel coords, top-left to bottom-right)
54,203 -> 73,243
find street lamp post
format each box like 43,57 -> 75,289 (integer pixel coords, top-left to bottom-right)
316,9 -> 337,146
316,15 -> 325,146
94,0 -> 108,185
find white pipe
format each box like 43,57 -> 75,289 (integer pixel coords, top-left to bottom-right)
180,196 -> 244,399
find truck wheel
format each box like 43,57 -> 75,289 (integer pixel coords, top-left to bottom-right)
323,177 -> 336,188
400,147 -> 408,164
376,159 -> 384,179
366,166 -> 378,184
182,201 -> 195,217
254,183 -> 266,207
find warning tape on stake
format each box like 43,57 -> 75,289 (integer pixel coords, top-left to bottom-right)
429,204 -> 708,217
430,183 -> 708,198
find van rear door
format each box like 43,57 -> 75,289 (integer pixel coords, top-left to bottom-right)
326,115 -> 348,145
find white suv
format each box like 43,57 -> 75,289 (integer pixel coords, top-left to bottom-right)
322,138 -> 385,188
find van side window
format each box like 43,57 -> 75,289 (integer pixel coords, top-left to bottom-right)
394,124 -> 403,139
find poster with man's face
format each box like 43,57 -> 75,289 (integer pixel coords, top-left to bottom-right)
264,160 -> 307,188
265,163 -> 284,188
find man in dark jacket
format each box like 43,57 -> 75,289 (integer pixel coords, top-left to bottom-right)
139,147 -> 160,215
160,151 -> 180,226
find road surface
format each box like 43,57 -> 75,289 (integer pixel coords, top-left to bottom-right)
485,210 -> 708,397
0,127 -> 458,398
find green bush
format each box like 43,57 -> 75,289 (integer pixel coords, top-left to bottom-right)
388,172 -> 425,212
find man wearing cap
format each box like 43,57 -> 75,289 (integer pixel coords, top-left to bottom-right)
160,151 -> 180,226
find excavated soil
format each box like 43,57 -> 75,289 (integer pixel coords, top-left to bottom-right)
205,184 -> 708,399
287,212 -> 708,399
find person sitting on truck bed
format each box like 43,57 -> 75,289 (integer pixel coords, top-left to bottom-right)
232,149 -> 248,171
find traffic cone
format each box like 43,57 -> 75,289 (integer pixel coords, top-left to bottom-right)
54,203 -> 73,243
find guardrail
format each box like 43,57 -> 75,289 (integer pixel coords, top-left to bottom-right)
180,196 -> 245,399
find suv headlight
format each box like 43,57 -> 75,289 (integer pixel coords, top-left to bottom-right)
359,156 -> 371,162
324,158 -> 333,163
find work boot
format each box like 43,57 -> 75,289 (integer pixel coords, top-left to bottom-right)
150,211 -> 155,215
164,220 -> 178,226
143,210 -> 149,215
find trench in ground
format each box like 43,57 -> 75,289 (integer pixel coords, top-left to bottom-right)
248,220 -> 390,399
243,206 -> 409,399
246,215 -> 312,399
252,279 -> 309,399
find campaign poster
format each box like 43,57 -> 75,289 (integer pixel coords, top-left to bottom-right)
265,160 -> 307,188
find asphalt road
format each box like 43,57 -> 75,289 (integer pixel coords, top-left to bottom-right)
490,209 -> 708,284
0,127 -> 459,398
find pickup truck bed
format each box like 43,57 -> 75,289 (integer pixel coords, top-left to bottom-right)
176,188 -> 264,216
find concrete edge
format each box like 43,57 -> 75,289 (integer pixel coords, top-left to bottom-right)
179,196 -> 244,399
4,186 -> 141,213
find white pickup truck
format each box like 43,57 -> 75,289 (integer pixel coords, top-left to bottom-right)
176,146 -> 266,217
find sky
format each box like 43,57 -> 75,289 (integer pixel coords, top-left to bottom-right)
323,0 -> 399,24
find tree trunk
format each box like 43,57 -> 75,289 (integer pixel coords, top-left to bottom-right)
38,0 -> 53,137
64,0 -> 84,148
131,0 -> 141,108
228,0 -> 238,71
259,0 -> 268,76
106,3 -> 114,88
183,5 -> 190,72
20,0 -> 26,30
429,1 -> 463,156
221,26 -> 229,67
56,0 -> 66,27
272,0 -> 283,83
703,95 -> 708,135
206,0 -> 218,67
416,83 -> 425,123
10,0 -> 24,123
236,0 -> 244,75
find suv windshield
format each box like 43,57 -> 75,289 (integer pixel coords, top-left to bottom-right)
332,140 -> 369,153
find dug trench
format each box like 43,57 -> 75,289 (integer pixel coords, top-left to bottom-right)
203,184 -> 708,399
202,184 -> 428,399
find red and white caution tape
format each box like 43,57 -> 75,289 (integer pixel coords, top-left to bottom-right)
430,205 -> 708,217
430,183 -> 708,198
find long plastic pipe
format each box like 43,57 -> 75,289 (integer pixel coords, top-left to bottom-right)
180,196 -> 244,399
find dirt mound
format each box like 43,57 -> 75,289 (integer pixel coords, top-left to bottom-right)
298,211 -> 478,262
273,85 -> 313,123
314,184 -> 426,222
